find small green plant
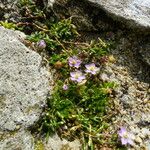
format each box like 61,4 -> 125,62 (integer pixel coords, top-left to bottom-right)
49,53 -> 68,65
26,19 -> 78,52
40,45 -> 116,149
34,140 -> 45,150
87,38 -> 109,56
50,19 -> 78,41
0,21 -> 17,30
18,0 -> 34,6
26,16 -> 116,148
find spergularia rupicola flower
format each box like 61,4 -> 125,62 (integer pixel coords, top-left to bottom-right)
68,56 -> 82,68
85,63 -> 99,75
70,71 -> 85,83
118,127 -> 135,146
37,40 -> 46,49
63,84 -> 68,90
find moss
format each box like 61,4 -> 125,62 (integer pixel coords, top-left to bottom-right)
34,140 -> 45,150
0,20 -> 17,30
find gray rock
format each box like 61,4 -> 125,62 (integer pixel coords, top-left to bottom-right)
87,0 -> 150,32
44,134 -> 81,150
0,129 -> 34,150
0,27 -> 50,131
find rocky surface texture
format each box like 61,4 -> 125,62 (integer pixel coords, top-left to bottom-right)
44,134 -> 80,150
0,27 -> 50,131
86,0 -> 150,32
0,0 -> 56,24
84,0 -> 150,65
0,130 -> 34,150
105,36 -> 150,149
105,53 -> 150,149
0,27 -> 50,149
0,0 -> 19,22
52,0 -> 150,66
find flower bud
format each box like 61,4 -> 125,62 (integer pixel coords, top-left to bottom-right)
108,55 -> 116,63
37,40 -> 46,49
54,61 -> 63,69
63,84 -> 68,90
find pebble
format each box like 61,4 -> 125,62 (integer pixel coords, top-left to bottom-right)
135,137 -> 143,143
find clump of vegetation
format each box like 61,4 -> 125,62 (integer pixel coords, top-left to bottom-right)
26,18 -> 117,148
39,37 -> 117,149
26,19 -> 78,52
0,20 -> 17,30
0,0 -> 122,149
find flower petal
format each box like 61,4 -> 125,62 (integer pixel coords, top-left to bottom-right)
70,72 -> 76,77
70,77 -> 76,81
80,75 -> 85,80
121,138 -> 128,145
127,138 -> 134,145
85,64 -> 91,69
118,127 -> 126,137
63,84 -> 68,90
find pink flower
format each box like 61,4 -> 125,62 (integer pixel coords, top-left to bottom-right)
85,63 -> 100,75
118,127 -> 134,146
68,56 -> 82,68
70,71 -> 85,83
37,40 -> 46,49
63,84 -> 68,90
